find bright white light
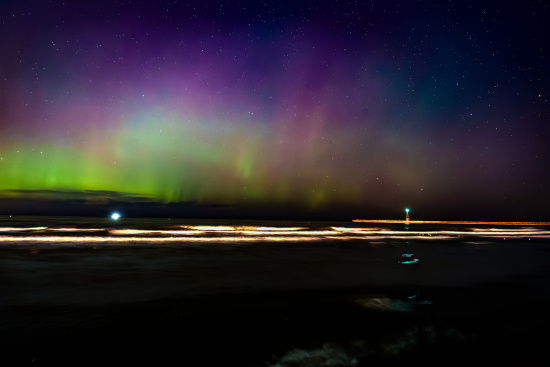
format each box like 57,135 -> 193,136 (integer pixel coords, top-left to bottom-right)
110,212 -> 121,220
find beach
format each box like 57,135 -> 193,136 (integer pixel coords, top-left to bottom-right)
1,217 -> 549,366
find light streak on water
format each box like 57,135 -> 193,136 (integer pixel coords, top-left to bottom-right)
0,235 -> 331,243
110,227 -> 332,236
110,229 -> 208,236
45,228 -> 107,232
0,225 -> 549,246
188,225 -> 306,232
0,227 -> 48,232
0,227 -> 106,233
399,259 -> 420,264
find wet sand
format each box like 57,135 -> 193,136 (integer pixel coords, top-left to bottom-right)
2,280 -> 549,366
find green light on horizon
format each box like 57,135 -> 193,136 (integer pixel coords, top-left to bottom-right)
405,208 -> 410,212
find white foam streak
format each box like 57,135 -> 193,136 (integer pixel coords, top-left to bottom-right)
0,227 -> 48,232
1,225 -> 549,245
47,228 -> 106,232
110,227 -> 333,236
110,229 -> 207,236
0,235 -> 336,243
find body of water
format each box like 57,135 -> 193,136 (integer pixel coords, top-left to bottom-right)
1,216 -> 549,366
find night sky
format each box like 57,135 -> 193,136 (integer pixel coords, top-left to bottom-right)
0,0 -> 548,220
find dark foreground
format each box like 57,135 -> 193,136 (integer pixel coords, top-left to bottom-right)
3,282 -> 549,366
1,218 -> 549,366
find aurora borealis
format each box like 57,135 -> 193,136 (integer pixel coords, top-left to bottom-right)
0,1 -> 548,220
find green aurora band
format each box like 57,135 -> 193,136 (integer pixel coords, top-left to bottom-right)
0,113 -> 366,209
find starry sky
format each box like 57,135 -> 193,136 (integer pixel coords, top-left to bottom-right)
0,0 -> 548,220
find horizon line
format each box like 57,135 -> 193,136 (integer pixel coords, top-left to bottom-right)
353,219 -> 550,225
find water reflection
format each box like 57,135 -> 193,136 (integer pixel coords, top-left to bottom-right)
0,224 -> 549,247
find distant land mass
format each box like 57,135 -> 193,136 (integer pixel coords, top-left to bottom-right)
353,220 -> 550,225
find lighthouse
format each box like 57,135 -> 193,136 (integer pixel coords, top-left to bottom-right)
405,208 -> 410,222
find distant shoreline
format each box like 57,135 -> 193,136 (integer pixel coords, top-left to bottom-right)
353,219 -> 550,225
